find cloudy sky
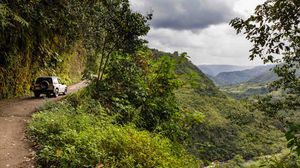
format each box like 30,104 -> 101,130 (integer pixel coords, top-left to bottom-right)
130,0 -> 266,66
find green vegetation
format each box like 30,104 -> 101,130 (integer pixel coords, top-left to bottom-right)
210,65 -> 276,86
211,151 -> 300,168
28,49 -> 286,167
0,1 -> 88,98
251,151 -> 300,168
29,96 -> 199,167
2,0 -> 297,167
173,65 -> 284,163
28,50 -> 203,167
231,0 -> 300,157
221,83 -> 269,100
0,0 -> 150,99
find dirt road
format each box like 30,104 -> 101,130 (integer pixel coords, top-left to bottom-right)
0,81 -> 87,168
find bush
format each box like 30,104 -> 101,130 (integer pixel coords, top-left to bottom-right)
28,99 -> 201,168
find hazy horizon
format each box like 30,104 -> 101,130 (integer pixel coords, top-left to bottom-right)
197,63 -> 273,66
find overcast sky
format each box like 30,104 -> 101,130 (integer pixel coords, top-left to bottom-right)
130,0 -> 266,66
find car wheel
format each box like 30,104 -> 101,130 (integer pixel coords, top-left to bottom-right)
63,87 -> 67,95
54,89 -> 59,97
46,92 -> 51,98
41,80 -> 49,89
34,92 -> 40,98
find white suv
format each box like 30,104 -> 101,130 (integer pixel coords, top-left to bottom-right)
32,76 -> 67,98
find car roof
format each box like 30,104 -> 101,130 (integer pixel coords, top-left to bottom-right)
37,76 -> 58,79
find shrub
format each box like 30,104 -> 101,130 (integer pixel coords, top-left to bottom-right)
28,100 -> 201,168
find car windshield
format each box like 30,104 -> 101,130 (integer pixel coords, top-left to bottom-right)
36,77 -> 53,84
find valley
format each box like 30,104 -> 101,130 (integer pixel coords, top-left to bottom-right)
1,0 -> 299,167
198,64 -> 279,99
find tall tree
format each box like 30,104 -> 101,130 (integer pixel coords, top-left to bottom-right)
82,0 -> 151,85
230,0 -> 300,154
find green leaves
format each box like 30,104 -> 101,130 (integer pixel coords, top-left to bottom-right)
0,0 -> 150,98
81,0 -> 150,84
286,123 -> 300,155
0,3 -> 28,28
230,0 -> 300,85
92,50 -> 180,132
230,0 -> 300,156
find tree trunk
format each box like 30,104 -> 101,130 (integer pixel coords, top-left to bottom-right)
96,37 -> 107,86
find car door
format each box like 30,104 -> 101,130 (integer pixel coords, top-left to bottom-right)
57,78 -> 65,92
52,77 -> 60,92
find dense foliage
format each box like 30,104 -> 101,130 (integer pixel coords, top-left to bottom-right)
2,0 -> 290,167
230,0 -> 300,155
29,98 -> 199,167
28,49 -> 286,167
29,96 -> 200,168
0,0 -> 150,99
92,50 -> 180,132
82,0 -> 150,82
0,1 -> 87,98
28,51 -> 202,167
157,51 -> 284,163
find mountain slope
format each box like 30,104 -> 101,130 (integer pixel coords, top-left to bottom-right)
247,68 -> 300,84
153,50 -> 221,97
152,50 -> 284,162
198,64 -> 253,76
247,70 -> 278,84
213,65 -> 275,86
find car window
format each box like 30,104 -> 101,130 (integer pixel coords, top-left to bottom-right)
52,78 -> 58,84
36,77 -> 52,84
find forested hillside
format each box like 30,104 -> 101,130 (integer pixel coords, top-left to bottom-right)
152,50 -> 285,162
0,1 -> 87,98
1,0 -> 296,167
0,0 -> 149,99
28,49 -> 286,167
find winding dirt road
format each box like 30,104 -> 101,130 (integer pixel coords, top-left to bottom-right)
0,81 -> 87,168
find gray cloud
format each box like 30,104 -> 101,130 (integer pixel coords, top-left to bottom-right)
146,25 -> 263,66
131,0 -> 237,30
130,0 -> 265,66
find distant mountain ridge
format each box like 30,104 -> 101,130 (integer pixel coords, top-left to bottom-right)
198,64 -> 253,77
198,64 -> 277,86
247,70 -> 278,84
213,65 -> 276,86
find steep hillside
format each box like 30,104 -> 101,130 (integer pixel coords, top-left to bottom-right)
0,2 -> 90,99
0,1 -> 149,99
214,70 -> 254,85
154,50 -> 221,97
152,50 -> 285,162
0,42 -> 86,99
198,64 -> 253,76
